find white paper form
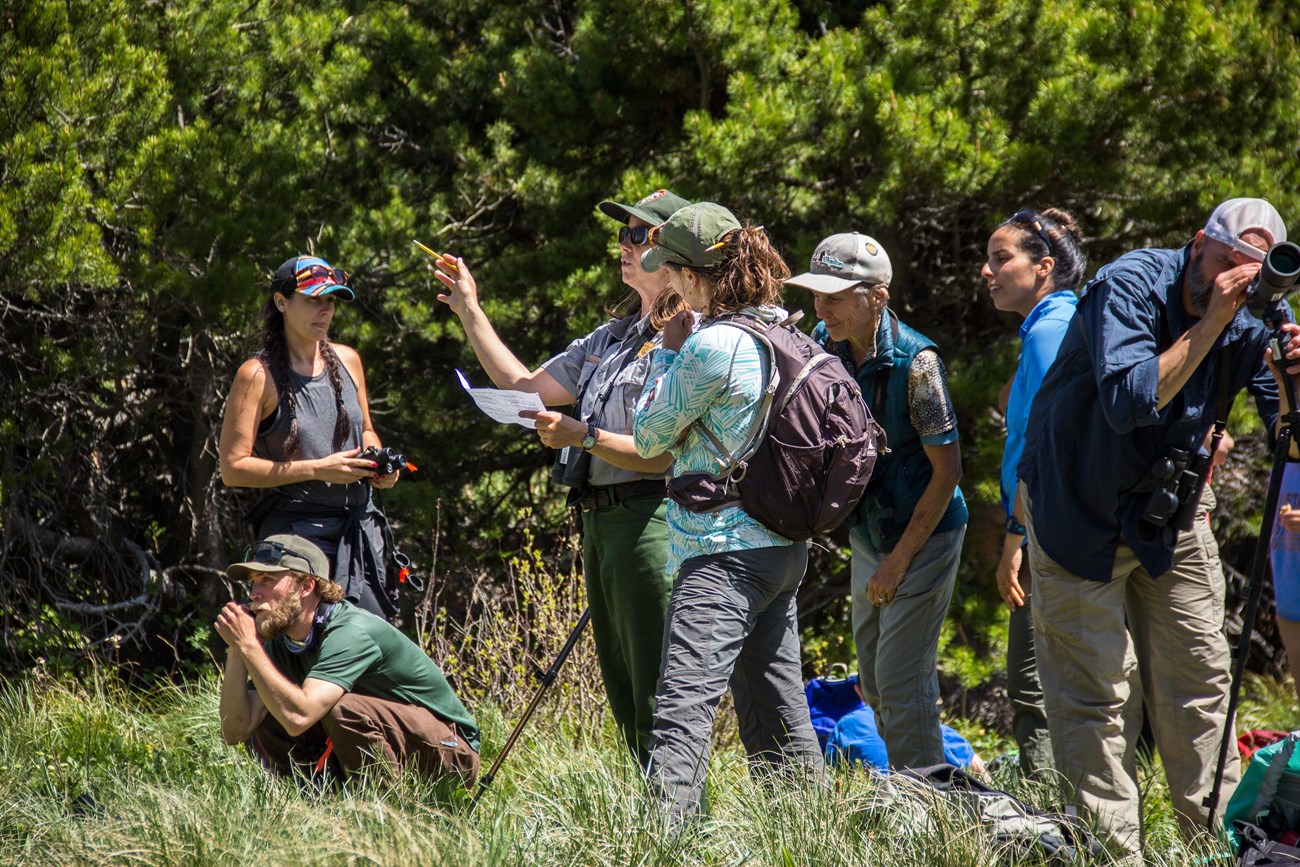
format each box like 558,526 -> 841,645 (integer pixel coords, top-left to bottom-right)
456,369 -> 546,428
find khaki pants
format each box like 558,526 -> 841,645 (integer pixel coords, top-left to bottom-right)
1024,484 -> 1237,858
248,693 -> 479,787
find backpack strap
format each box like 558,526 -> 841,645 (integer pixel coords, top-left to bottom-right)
685,314 -> 780,481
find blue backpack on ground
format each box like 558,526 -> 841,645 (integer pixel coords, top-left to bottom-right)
805,671 -> 976,771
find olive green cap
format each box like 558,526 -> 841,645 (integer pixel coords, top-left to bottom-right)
640,202 -> 742,272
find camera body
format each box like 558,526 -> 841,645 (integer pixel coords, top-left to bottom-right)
1246,240 -> 1300,320
359,445 -> 412,477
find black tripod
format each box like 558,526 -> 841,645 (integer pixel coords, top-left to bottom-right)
1205,318 -> 1300,831
469,608 -> 591,812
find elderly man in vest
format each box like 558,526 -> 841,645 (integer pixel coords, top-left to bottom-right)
787,233 -> 967,771
216,534 -> 479,785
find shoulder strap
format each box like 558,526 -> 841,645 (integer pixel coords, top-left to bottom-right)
685,314 -> 779,478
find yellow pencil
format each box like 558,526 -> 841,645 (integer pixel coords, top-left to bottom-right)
413,240 -> 458,271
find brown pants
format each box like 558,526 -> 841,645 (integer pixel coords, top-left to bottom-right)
248,693 -> 479,787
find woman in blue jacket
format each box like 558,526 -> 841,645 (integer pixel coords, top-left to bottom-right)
982,207 -> 1086,776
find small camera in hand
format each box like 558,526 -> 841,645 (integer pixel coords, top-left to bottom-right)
359,446 -> 416,476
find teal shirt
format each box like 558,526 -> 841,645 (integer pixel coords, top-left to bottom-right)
633,306 -> 793,577
264,601 -> 480,752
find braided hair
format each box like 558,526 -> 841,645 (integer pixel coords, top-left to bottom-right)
256,283 -> 351,460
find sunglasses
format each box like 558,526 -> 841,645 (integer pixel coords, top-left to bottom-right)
1006,209 -> 1054,252
243,540 -> 313,572
618,225 -> 652,245
295,262 -> 350,296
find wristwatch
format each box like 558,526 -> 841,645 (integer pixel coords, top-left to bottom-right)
1005,515 -> 1027,536
581,422 -> 598,451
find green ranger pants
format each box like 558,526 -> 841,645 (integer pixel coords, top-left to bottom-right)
581,493 -> 673,768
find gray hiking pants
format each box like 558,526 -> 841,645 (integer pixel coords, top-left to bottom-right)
646,543 -> 826,819
850,525 -> 964,770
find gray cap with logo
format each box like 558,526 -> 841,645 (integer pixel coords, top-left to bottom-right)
785,232 -> 893,294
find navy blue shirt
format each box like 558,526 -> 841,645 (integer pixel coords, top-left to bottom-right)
1019,243 -> 1283,582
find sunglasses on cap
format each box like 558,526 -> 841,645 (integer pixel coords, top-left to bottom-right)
1006,209 -> 1054,252
243,540 -> 314,572
618,225 -> 652,245
295,263 -> 350,296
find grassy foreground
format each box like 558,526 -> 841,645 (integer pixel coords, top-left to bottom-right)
1,669 -> 1296,866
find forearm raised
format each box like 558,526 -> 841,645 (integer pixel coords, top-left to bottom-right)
219,647 -> 259,745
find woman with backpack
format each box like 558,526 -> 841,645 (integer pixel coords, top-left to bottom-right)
432,190 -> 691,769
218,256 -> 402,620
981,208 -> 1087,776
786,233 -> 967,772
632,202 -> 825,821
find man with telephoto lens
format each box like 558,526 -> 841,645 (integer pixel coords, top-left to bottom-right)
216,534 -> 479,786
1018,197 -> 1300,859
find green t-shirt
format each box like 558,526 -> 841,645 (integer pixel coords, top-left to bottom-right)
264,601 -> 480,752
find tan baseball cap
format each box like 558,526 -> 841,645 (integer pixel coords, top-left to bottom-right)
226,535 -> 330,583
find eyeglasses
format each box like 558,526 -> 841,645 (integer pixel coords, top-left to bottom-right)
243,540 -> 313,572
295,263 -> 350,296
618,226 -> 651,245
1006,209 -> 1054,252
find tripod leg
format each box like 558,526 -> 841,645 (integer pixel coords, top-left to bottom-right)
1205,424 -> 1294,830
469,609 -> 592,812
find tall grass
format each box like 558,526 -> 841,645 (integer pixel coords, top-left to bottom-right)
4,667 -> 1295,865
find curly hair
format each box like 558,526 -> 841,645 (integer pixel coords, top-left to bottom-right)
290,569 -> 346,603
683,225 -> 791,316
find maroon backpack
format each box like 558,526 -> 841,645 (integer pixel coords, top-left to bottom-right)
667,312 -> 883,541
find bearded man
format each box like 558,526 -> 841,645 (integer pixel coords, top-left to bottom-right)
216,534 -> 479,785
1018,198 -> 1300,858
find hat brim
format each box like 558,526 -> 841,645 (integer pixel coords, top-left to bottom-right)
784,272 -> 867,294
640,245 -> 686,273
226,561 -> 295,583
599,200 -> 663,226
300,283 -> 356,301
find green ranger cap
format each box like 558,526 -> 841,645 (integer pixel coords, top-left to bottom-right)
640,202 -> 742,272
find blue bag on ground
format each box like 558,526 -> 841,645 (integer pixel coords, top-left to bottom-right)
806,672 -> 975,770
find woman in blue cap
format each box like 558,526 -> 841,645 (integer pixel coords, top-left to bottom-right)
219,255 -> 402,620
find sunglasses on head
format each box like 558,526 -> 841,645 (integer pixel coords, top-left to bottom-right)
1006,209 -> 1054,252
618,225 -> 651,245
243,540 -> 312,572
295,263 -> 350,295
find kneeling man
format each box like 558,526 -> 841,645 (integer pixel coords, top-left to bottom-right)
216,534 -> 479,785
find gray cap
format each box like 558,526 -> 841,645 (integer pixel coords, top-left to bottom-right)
785,232 -> 893,294
1203,197 -> 1286,262
226,534 -> 330,583
598,189 -> 693,226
